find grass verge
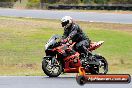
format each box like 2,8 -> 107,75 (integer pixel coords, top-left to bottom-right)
0,16 -> 132,75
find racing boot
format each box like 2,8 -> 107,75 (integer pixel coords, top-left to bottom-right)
81,52 -> 92,66
84,51 -> 94,65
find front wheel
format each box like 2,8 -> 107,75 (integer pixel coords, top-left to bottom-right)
42,56 -> 62,77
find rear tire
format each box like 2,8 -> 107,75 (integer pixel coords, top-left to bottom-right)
42,57 -> 62,77
90,55 -> 108,74
98,56 -> 108,74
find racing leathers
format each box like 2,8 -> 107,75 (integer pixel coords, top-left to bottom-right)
62,23 -> 91,62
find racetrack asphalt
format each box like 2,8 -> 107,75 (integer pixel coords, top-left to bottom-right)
0,8 -> 132,24
0,76 -> 131,88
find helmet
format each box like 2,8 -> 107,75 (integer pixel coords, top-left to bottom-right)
61,16 -> 73,28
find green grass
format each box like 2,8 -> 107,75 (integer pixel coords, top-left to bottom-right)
0,16 -> 132,75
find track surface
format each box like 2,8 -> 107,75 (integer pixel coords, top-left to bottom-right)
0,76 -> 131,88
0,9 -> 132,24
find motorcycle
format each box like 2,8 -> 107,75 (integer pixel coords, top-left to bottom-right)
42,35 -> 108,77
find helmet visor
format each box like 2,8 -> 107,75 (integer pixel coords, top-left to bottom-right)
61,20 -> 69,27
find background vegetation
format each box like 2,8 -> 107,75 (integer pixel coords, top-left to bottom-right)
1,0 -> 132,4
0,0 -> 17,2
39,0 -> 132,4
27,0 -> 40,8
1,0 -> 132,9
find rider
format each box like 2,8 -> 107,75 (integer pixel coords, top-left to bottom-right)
60,16 -> 91,64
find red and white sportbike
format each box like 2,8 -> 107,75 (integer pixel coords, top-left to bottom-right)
42,35 -> 108,77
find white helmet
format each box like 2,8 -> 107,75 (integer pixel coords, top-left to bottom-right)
61,16 -> 73,28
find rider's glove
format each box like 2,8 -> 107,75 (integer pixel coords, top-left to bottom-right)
61,39 -> 68,43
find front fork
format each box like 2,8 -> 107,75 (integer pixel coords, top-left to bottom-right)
44,56 -> 59,67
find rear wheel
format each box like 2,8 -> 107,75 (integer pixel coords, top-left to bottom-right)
42,56 -> 62,77
98,56 -> 108,74
90,55 -> 108,74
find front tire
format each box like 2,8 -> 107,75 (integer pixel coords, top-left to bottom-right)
42,57 -> 62,77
